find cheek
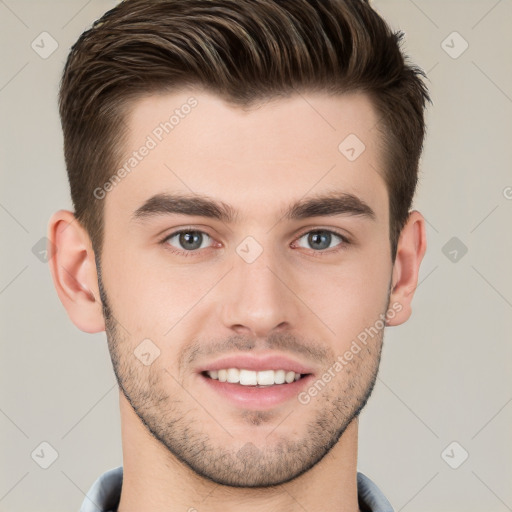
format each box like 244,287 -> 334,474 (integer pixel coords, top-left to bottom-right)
299,252 -> 391,345
102,229 -> 392,342
101,248 -> 220,336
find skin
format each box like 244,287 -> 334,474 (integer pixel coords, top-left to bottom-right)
48,89 -> 426,512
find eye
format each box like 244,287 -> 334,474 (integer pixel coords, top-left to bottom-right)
162,229 -> 213,253
160,227 -> 349,257
294,229 -> 349,252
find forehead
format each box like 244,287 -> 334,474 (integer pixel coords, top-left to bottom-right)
105,88 -> 388,226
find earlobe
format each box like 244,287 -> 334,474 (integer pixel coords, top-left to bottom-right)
387,210 -> 427,326
47,210 -> 105,333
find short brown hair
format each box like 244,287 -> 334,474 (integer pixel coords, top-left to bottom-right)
59,0 -> 430,261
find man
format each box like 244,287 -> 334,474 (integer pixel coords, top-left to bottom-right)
48,0 -> 429,510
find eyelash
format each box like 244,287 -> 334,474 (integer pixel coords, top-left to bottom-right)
159,227 -> 351,258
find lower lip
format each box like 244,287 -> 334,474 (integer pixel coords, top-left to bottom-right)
199,373 -> 314,410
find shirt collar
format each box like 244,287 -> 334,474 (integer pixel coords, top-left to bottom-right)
80,466 -> 394,512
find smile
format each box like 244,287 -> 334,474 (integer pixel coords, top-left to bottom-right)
204,368 -> 304,386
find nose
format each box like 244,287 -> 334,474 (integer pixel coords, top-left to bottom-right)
218,241 -> 301,339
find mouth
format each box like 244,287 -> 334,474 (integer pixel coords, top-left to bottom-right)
196,353 -> 316,409
201,368 -> 311,387
197,363 -> 315,410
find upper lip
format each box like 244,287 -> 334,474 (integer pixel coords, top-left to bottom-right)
197,353 -> 315,375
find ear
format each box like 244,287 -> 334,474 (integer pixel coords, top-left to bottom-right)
47,210 -> 105,333
386,210 -> 427,326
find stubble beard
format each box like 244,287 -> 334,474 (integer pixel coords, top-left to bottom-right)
97,268 -> 386,488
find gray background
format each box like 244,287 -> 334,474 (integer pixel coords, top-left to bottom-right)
1,0 -> 511,510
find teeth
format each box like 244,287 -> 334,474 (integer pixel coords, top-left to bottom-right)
239,369 -> 257,385
206,368 -> 303,386
257,370 -> 274,385
226,368 -> 239,383
274,369 -> 285,384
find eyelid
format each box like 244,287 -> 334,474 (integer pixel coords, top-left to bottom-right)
159,226 -> 351,257
161,227 -> 216,249
291,228 -> 351,255
293,226 -> 351,243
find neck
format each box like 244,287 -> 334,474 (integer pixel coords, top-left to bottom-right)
117,391 -> 361,512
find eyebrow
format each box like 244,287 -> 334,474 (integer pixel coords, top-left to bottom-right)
131,191 -> 376,224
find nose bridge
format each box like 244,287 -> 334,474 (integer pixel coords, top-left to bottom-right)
219,235 -> 299,337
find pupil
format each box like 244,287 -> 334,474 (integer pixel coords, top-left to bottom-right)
180,231 -> 202,250
309,231 -> 330,250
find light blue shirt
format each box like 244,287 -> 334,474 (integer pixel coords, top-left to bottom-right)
80,466 -> 394,511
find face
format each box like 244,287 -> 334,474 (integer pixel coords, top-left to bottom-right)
98,89 -> 394,487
